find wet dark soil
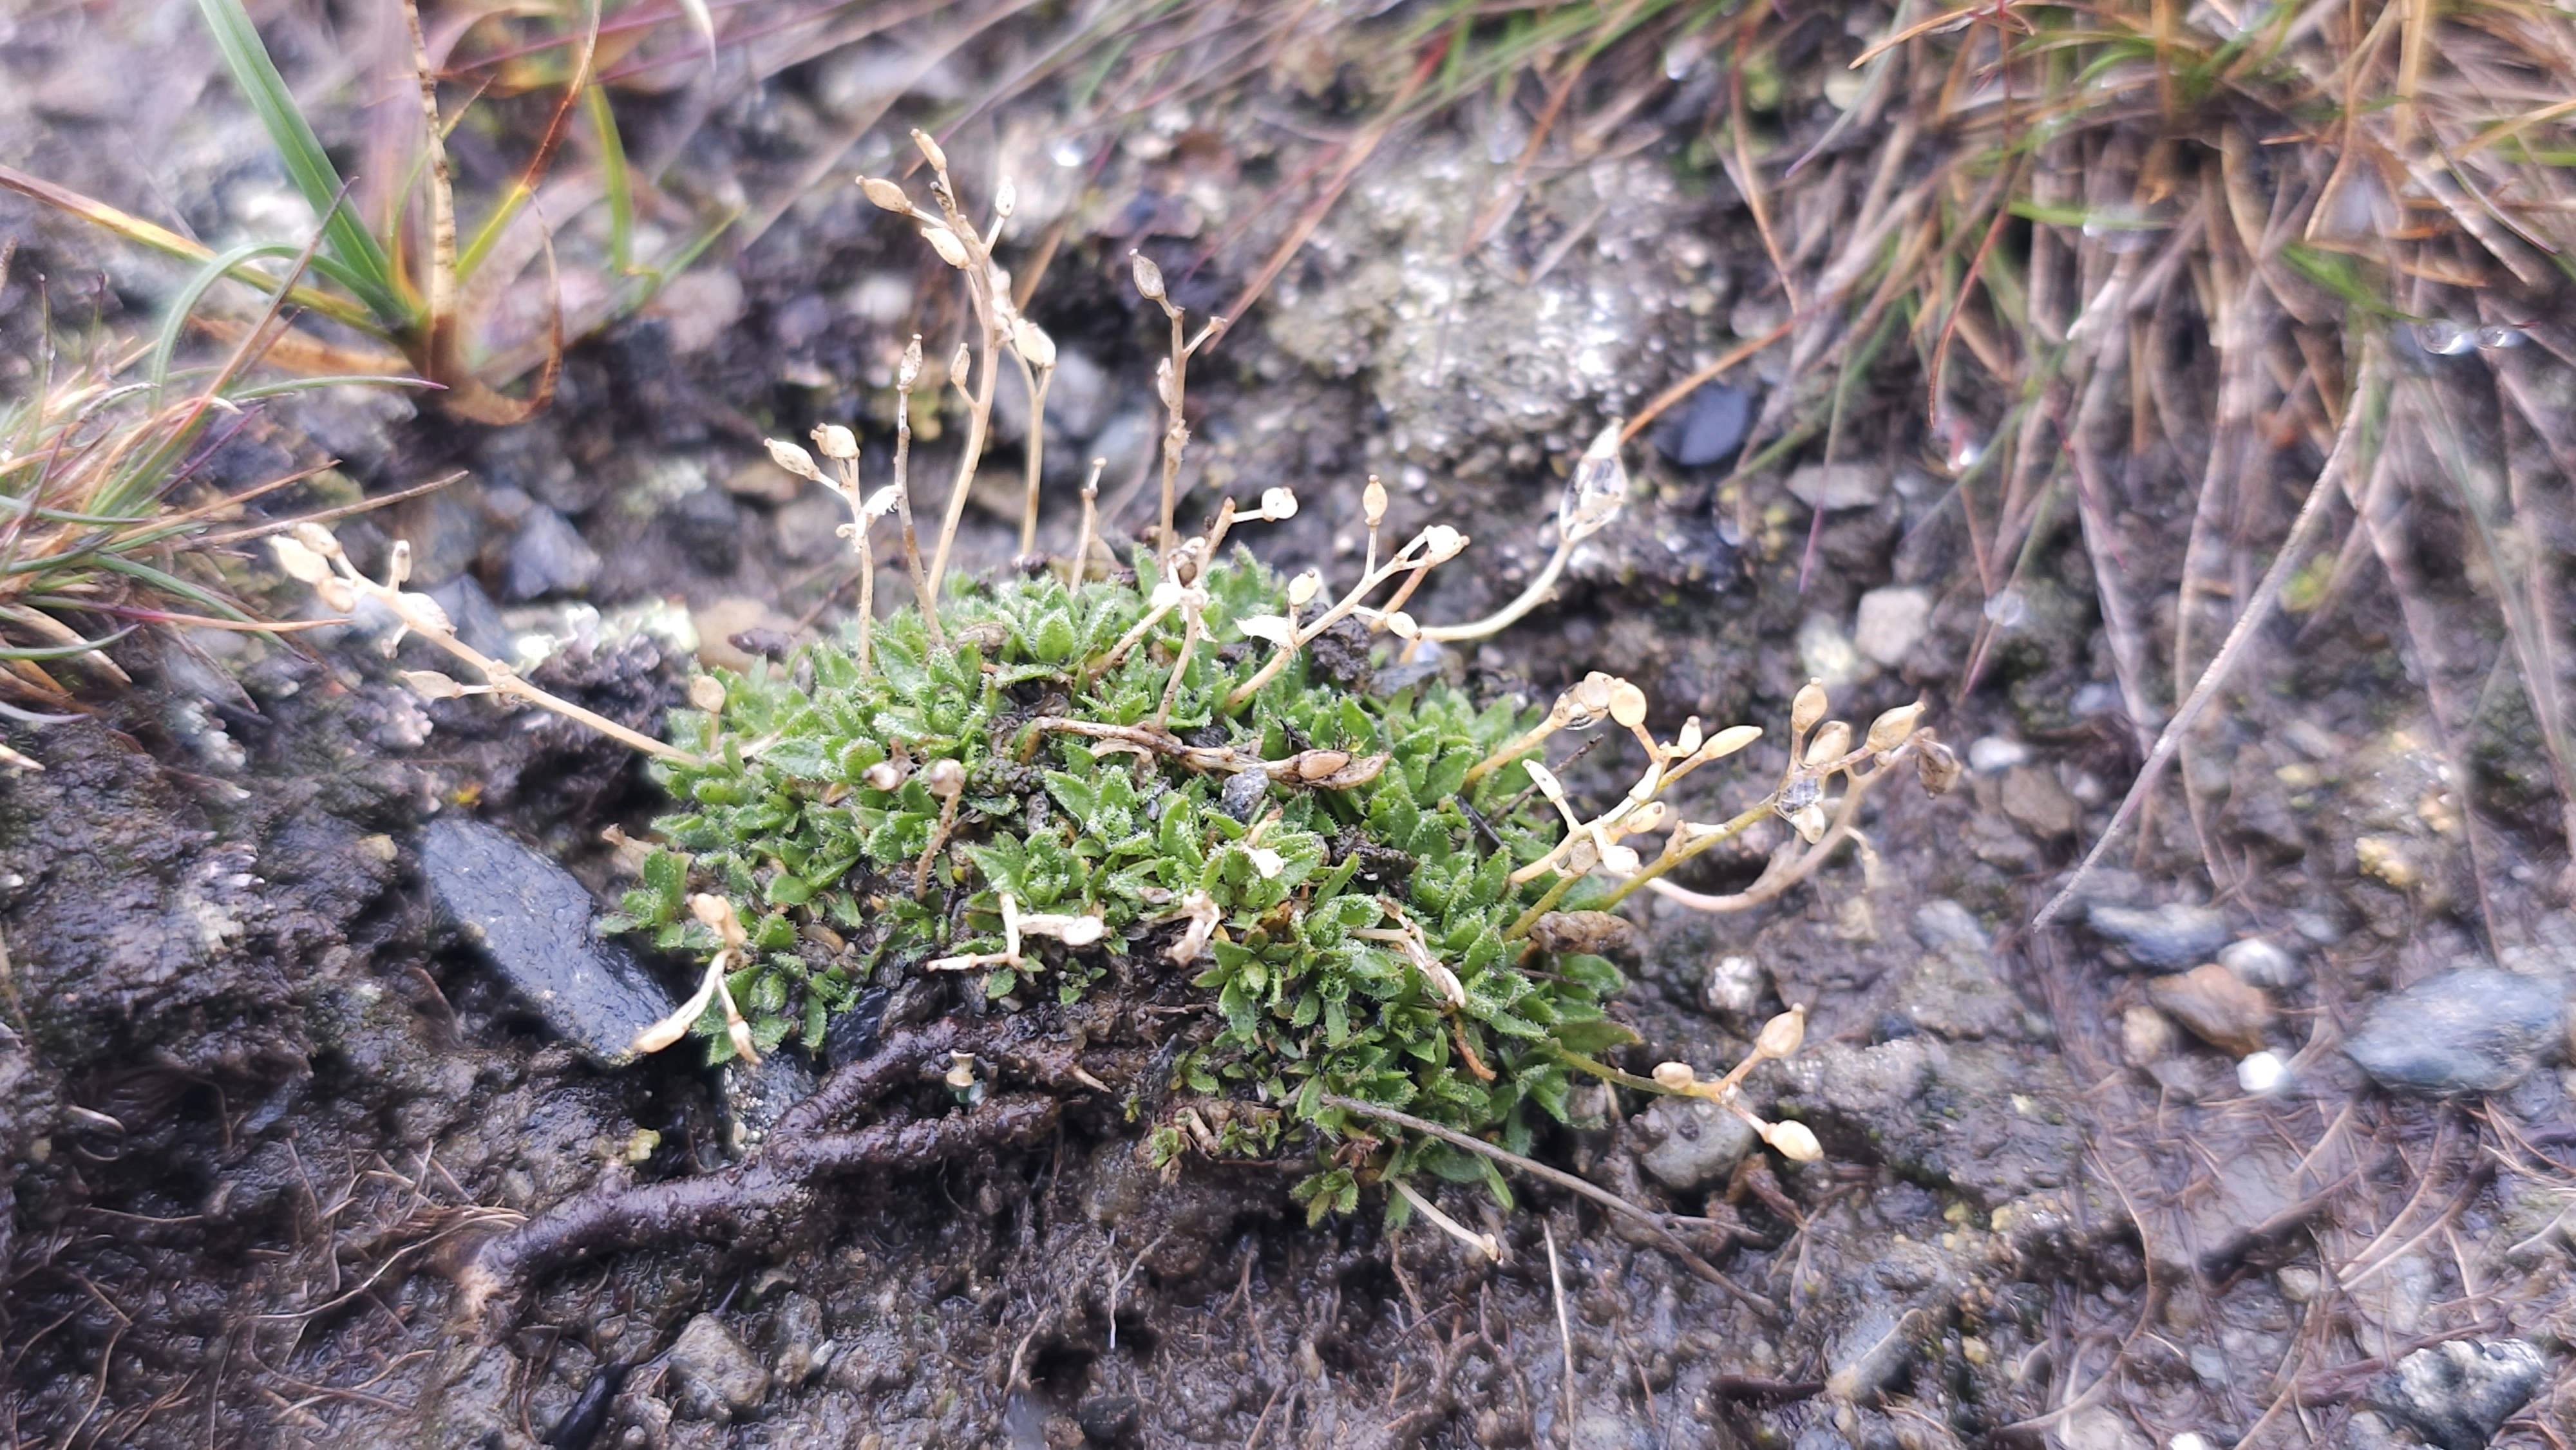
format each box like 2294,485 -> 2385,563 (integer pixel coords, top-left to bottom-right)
5,3 -> 2574,1447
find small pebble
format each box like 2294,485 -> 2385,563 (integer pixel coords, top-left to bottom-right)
2237,1051 -> 2290,1096
2121,1005 -> 2175,1067
2000,764 -> 2081,838
2086,901 -> 2231,971
1706,954 -> 1765,1017
2219,936 -> 2303,990
1853,585 -> 1932,668
1786,461 -> 1889,511
2147,964 -> 2273,1056
1968,736 -> 2032,774
1650,380 -> 1754,467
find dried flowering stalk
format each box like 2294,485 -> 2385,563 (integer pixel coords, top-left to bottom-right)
1421,420 -> 1629,643
1224,479 -> 1467,711
633,894 -> 760,1062
1128,251 -> 1226,567
858,133 -> 1059,603
1649,1006 -> 1822,1162
267,523 -> 697,765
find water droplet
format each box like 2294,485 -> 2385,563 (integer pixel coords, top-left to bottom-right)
2414,320 -> 2475,356
1950,437 -> 1985,471
1982,590 -> 2027,629
1049,138 -> 1085,169
1663,32 -> 1709,81
2476,325 -> 2526,350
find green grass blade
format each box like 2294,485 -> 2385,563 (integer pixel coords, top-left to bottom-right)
150,241 -> 305,406
585,84 -> 633,276
194,0 -> 416,331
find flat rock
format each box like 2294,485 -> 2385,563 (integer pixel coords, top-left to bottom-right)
2085,901 -> 2230,972
418,816 -> 674,1068
2346,968 -> 2564,1097
1633,1096 -> 1755,1192
2367,1338 -> 2547,1450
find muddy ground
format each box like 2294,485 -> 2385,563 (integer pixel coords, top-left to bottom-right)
3,3 -> 2573,1447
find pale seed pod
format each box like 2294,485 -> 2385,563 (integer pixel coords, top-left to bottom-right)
1755,1005 -> 1806,1059
1130,250 -> 1166,301
687,675 -> 727,713
1763,1120 -> 1823,1162
395,590 -> 453,636
1651,1061 -> 1698,1092
267,534 -> 332,585
1915,737 -> 1962,796
1153,356 -> 1177,410
1362,476 -> 1388,527
402,670 -> 465,701
1700,724 -> 1762,761
1607,679 -> 1649,730
1790,680 -> 1828,735
921,223 -> 971,268
898,335 -> 925,389
861,760 -> 906,792
1804,720 -> 1852,766
1383,610 -> 1419,639
862,484 -> 902,518
292,520 -> 345,558
910,127 -> 949,173
1419,524 -> 1465,561
1785,802 -> 1828,844
923,757 -> 967,797
1054,914 -> 1104,947
690,892 -> 748,948
993,174 -> 1016,219
1672,718 -> 1703,757
314,576 -> 358,613
1295,749 -> 1352,781
950,341 -> 974,388
1866,701 -> 1926,753
1261,486 -> 1298,520
1287,570 -> 1322,607
1620,800 -> 1667,836
387,539 -> 413,586
859,176 -> 911,212
813,424 -> 858,460
1013,317 -> 1057,368
767,438 -> 826,482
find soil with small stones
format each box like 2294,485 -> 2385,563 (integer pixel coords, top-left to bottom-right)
5,5 -> 2575,1448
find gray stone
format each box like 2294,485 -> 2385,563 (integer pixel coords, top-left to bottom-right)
1705,954 -> 1765,1018
666,1314 -> 769,1422
1634,1097 -> 1755,1192
669,485 -> 746,574
1651,381 -> 1753,467
773,491 -> 848,563
722,1050 -> 819,1155
2367,1338 -> 2547,1450
1853,586 -> 1932,668
504,505 -> 601,600
1911,900 -> 1991,955
424,575 -> 511,661
772,1293 -> 826,1387
2219,936 -> 2303,990
418,817 -> 675,1068
1824,1303 -> 1926,1402
2085,901 -> 2230,972
2346,968 -> 2565,1097
1999,765 -> 2081,839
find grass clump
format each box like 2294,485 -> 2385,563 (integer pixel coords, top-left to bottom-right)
612,550 -> 1640,1221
